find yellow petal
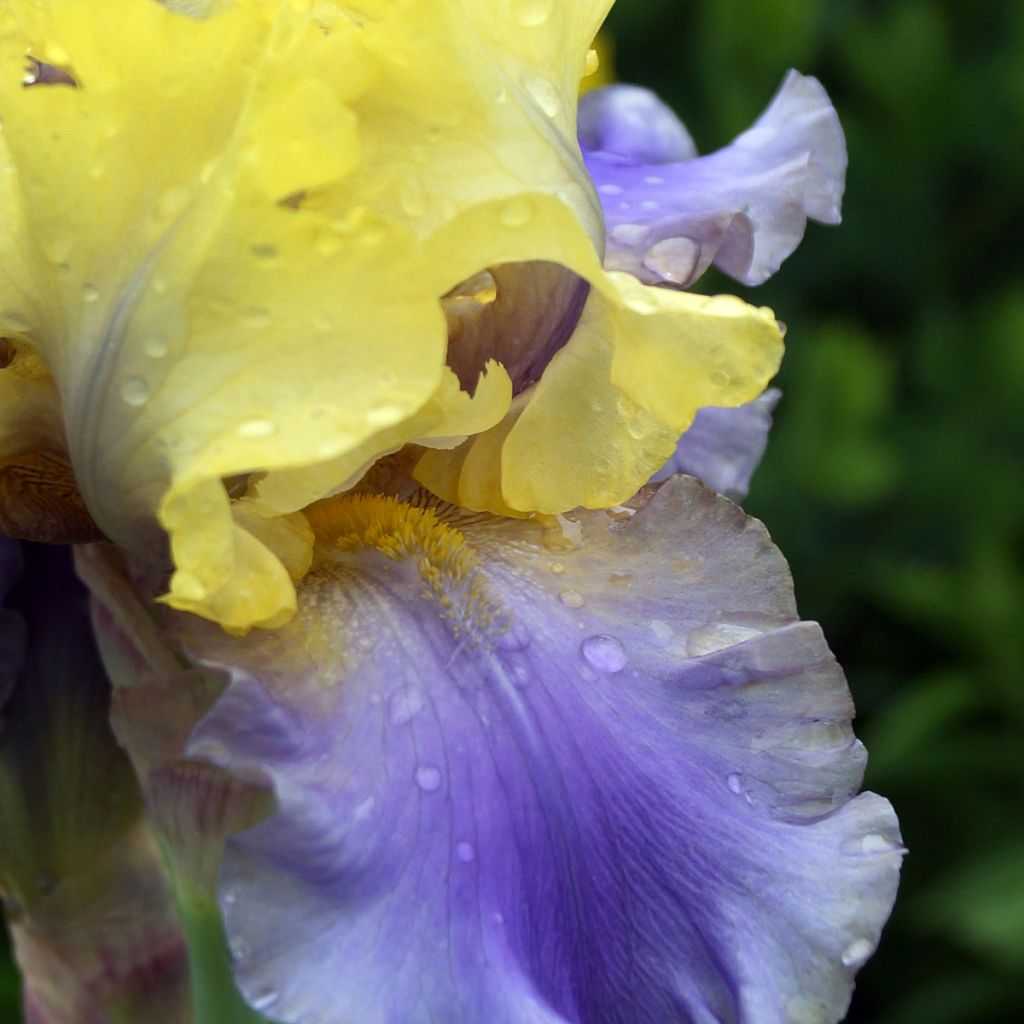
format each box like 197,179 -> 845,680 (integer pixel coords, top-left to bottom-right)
0,0 -> 782,630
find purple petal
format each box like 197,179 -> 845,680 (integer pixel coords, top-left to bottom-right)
653,389 -> 781,501
583,71 -> 847,287
444,263 -> 590,395
185,478 -> 901,1024
578,85 -> 698,164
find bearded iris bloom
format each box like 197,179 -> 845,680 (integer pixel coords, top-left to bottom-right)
0,2 -> 901,1023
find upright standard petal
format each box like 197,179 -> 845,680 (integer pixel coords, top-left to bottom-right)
0,0 -> 783,629
582,70 -> 847,287
177,476 -> 902,1024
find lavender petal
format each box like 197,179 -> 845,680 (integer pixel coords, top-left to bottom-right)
583,71 -> 847,287
653,388 -> 782,501
184,478 -> 901,1024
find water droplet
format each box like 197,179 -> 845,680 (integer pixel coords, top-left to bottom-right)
229,937 -> 251,962
353,796 -> 375,820
399,177 -> 427,217
144,332 -> 168,358
250,242 -> 279,262
558,589 -> 585,609
235,418 -> 277,439
415,765 -> 442,792
643,237 -> 701,286
120,375 -> 150,406
2,311 -> 29,334
863,833 -> 896,853
152,276 -> 168,295
611,223 -> 649,247
599,183 -> 623,196
456,841 -> 475,863
243,306 -> 271,329
727,773 -> 745,795
81,283 -> 100,304
222,887 -> 238,906
389,689 -> 424,726
366,402 -> 404,427
841,938 -> 873,968
497,621 -> 530,651
250,986 -> 279,1011
523,74 -> 561,117
643,175 -> 665,186
513,0 -> 553,26
580,634 -> 627,673
499,196 -> 533,228
650,619 -> 674,644
686,622 -> 762,657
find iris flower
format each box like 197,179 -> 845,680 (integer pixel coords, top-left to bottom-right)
0,2 -> 902,1023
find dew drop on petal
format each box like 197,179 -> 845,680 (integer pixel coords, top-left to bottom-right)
841,938 -> 874,968
843,833 -> 901,856
497,621 -> 530,652
144,332 -> 168,358
366,402 -> 404,427
399,177 -> 427,217
523,74 -> 560,118
243,307 -> 271,330
727,772 -> 745,795
499,196 -> 533,228
229,937 -> 251,962
456,841 -> 475,863
643,237 -> 700,286
250,987 -> 279,1012
120,376 -> 150,406
558,589 -> 585,608
235,418 -> 277,439
249,242 -> 279,263
513,0 -> 553,26
580,634 -> 627,673
388,689 -> 424,726
611,223 -> 649,247
415,765 -> 442,792
81,283 -> 100,304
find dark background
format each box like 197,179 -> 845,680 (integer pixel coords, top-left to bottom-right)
3,1 -> 1023,1020
605,1 -> 1024,1021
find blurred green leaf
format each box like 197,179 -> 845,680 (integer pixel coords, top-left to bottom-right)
920,840 -> 1024,970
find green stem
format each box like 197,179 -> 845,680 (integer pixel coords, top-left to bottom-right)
174,880 -> 269,1024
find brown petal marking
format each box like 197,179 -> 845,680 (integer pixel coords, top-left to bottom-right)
0,451 -> 105,544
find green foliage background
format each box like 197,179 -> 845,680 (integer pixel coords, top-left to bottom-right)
3,1 -> 1023,1021
605,0 -> 1024,1021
